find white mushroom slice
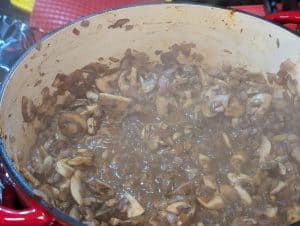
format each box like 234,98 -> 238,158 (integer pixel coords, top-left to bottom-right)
124,192 -> 145,218
166,201 -> 191,215
263,205 -> 278,218
201,85 -> 229,117
55,160 -> 74,178
233,184 -> 252,205
140,71 -> 158,93
222,132 -> 232,149
70,170 -> 83,205
257,136 -> 271,164
197,193 -> 224,209
247,93 -> 272,115
86,90 -> 99,102
227,173 -> 252,205
99,93 -> 131,117
270,181 -> 287,195
203,176 -> 217,190
42,156 -> 53,174
87,117 -> 97,135
288,205 -> 300,224
95,73 -> 118,93
278,162 -> 286,175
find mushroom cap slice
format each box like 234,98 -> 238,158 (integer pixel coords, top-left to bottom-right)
124,192 -> 145,218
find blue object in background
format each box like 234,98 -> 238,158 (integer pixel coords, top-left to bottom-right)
0,15 -> 35,86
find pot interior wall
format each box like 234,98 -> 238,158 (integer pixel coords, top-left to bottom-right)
0,4 -> 300,166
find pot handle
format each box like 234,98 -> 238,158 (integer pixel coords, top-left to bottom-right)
0,162 -> 55,226
0,203 -> 54,226
265,11 -> 300,24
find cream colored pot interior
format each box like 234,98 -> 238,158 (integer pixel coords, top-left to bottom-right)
1,4 -> 300,165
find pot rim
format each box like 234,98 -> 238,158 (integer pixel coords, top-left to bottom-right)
0,3 -> 299,225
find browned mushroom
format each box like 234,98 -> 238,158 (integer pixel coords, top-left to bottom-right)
58,112 -> 87,138
22,96 -> 36,122
99,93 -> 131,118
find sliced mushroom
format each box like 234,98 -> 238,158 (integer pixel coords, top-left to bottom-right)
148,215 -> 168,226
197,193 -> 225,209
22,96 -> 36,122
86,90 -> 99,102
87,117 -> 98,135
95,73 -> 118,93
177,203 -> 196,225
99,93 -> 131,118
225,96 -> 245,118
278,162 -> 286,175
230,153 -> 246,171
201,85 -> 230,118
227,173 -> 253,205
257,136 -> 272,168
262,205 -> 278,218
70,170 -> 83,205
58,112 -> 87,138
203,176 -> 217,190
287,205 -> 300,224
222,132 -> 232,149
287,76 -> 298,95
58,179 -> 70,201
124,192 -> 145,218
19,167 -> 40,187
171,182 -> 193,195
105,198 -> 117,207
220,184 -> 239,204
41,156 -> 53,175
86,178 -> 114,196
110,216 -> 144,226
68,152 -> 93,166
247,93 -> 272,115
166,201 -> 191,215
55,160 -> 74,178
147,135 -> 160,151
270,181 -> 287,195
140,71 -> 158,93
118,67 -> 138,95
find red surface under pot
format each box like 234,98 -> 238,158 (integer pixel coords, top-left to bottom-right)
0,164 -> 56,226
